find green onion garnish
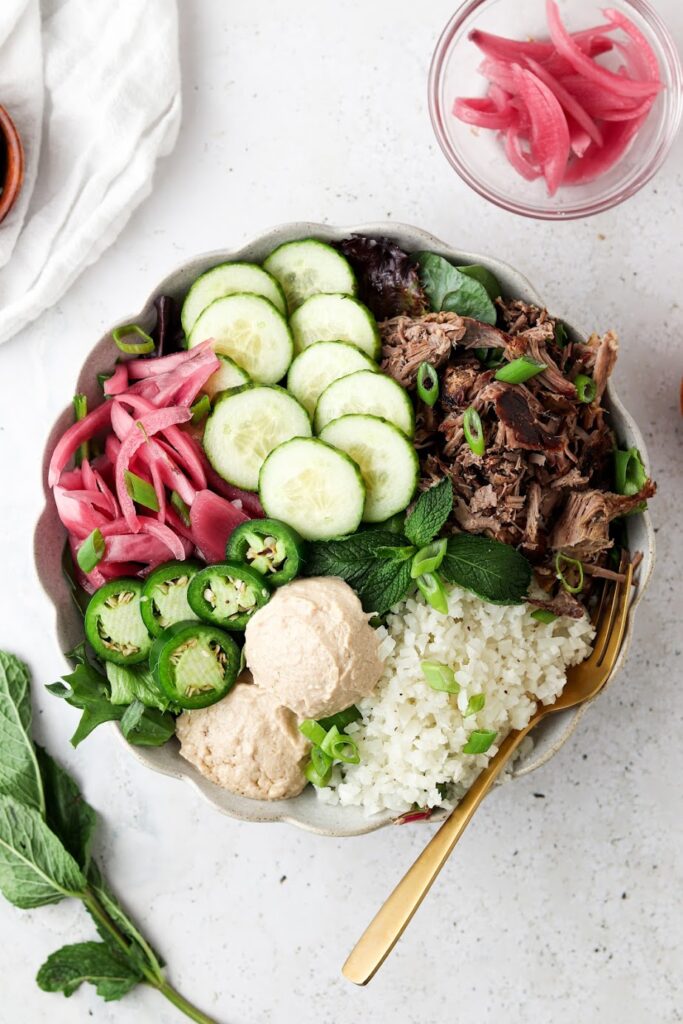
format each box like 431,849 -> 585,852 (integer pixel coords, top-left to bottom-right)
304,759 -> 332,788
474,347 -> 506,369
463,406 -> 485,456
190,394 -> 211,425
421,661 -> 460,694
170,490 -> 191,526
614,446 -> 647,497
320,726 -> 360,765
112,323 -> 155,355
464,693 -> 485,717
310,745 -> 333,779
530,609 -> 557,624
417,362 -> 439,407
410,538 -> 447,579
574,374 -> 596,403
495,356 -> 547,385
124,470 -> 159,511
555,552 -> 584,594
416,572 -> 449,615
463,730 -> 497,754
76,528 -> 105,573
318,705 -> 362,732
73,394 -> 88,466
299,719 -> 327,747
554,322 -> 569,346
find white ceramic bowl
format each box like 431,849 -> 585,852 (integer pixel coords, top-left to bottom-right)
35,221 -> 655,836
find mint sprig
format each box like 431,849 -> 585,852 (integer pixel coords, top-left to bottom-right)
0,651 -> 217,1024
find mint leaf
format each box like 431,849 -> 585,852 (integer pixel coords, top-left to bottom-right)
36,941 -> 142,1001
0,653 -> 44,814
35,747 -> 97,871
121,702 -> 175,747
404,478 -> 453,548
416,252 -> 497,324
304,530 -> 415,615
441,534 -> 532,605
0,796 -> 86,908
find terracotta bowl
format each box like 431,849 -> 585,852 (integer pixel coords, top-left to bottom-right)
34,221 -> 656,836
0,106 -> 25,225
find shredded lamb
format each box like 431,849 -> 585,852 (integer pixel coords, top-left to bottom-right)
378,302 -> 655,615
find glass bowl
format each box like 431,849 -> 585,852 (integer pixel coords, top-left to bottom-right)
428,0 -> 683,219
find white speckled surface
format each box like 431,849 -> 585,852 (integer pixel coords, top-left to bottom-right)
0,1 -> 682,1021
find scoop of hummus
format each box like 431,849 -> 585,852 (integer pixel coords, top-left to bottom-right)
245,576 -> 385,719
176,673 -> 310,800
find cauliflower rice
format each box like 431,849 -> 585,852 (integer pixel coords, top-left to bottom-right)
317,585 -> 594,816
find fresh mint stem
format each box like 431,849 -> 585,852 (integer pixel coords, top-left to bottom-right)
83,888 -> 218,1023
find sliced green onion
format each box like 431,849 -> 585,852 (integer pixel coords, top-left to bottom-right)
464,693 -> 485,717
299,719 -> 327,747
421,661 -> 460,694
416,572 -> 449,615
555,552 -> 584,594
495,356 -> 547,384
376,544 -> 416,563
124,470 -> 159,511
112,323 -> 155,355
554,322 -> 569,346
310,745 -> 333,779
320,726 -> 360,765
474,347 -> 506,369
530,608 -> 557,624
304,759 -> 332,788
170,490 -> 191,526
614,446 -> 647,497
574,374 -> 597,403
73,394 -> 89,466
410,538 -> 447,579
463,730 -> 497,754
417,362 -> 439,407
190,394 -> 211,425
318,705 -> 362,732
463,406 -> 485,457
76,529 -> 105,573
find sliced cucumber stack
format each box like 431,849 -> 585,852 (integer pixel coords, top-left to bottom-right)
259,438 -> 365,540
264,239 -> 356,312
188,293 -> 293,384
203,385 -> 311,491
290,294 -> 380,358
314,369 -> 415,437
181,262 -> 286,335
319,415 -> 419,523
286,340 -> 378,417
202,354 -> 251,401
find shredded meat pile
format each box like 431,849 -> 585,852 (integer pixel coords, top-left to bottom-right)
380,299 -> 655,617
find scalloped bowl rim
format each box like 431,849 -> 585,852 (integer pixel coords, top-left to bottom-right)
34,220 -> 656,836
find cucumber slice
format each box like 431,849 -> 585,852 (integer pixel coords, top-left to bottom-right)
188,293 -> 293,385
259,438 -> 365,540
319,415 -> 419,523
286,340 -> 378,417
181,262 -> 286,335
264,239 -> 356,312
202,354 -> 251,401
289,294 -> 380,358
203,385 -> 311,491
314,370 -> 415,438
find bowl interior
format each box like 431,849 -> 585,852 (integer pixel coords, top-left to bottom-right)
35,221 -> 655,835
429,0 -> 683,219
0,105 -> 25,224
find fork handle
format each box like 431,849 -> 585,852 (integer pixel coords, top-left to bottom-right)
342,717 -> 539,986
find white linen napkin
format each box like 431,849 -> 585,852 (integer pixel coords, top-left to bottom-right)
0,0 -> 181,346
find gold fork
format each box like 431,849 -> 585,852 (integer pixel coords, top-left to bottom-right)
342,560 -> 634,986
